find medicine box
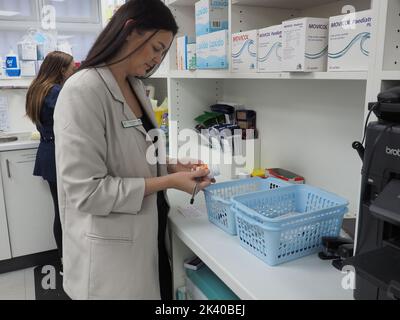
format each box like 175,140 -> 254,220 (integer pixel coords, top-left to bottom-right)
232,29 -> 258,73
196,30 -> 229,69
328,10 -> 373,71
18,42 -> 37,61
195,0 -> 228,36
176,35 -> 195,70
187,43 -> 197,70
20,61 -> 37,77
257,25 -> 282,72
282,17 -> 329,72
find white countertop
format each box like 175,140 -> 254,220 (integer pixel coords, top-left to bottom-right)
0,140 -> 39,152
167,189 -> 354,300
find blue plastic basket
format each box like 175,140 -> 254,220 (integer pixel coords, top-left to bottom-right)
231,184 -> 348,266
203,177 -> 291,235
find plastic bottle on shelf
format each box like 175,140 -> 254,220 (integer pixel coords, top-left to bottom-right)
5,49 -> 21,77
160,112 -> 169,152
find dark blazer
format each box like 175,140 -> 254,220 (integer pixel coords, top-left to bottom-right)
33,84 -> 61,183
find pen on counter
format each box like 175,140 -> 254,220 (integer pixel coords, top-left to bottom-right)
190,182 -> 199,205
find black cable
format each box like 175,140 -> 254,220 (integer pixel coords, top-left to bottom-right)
361,103 -> 379,146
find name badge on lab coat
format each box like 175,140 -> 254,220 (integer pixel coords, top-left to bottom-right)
122,119 -> 142,128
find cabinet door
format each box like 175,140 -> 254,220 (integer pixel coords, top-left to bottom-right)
0,173 -> 11,261
0,149 -> 56,258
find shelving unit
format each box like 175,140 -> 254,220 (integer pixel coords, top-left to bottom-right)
169,70 -> 368,80
0,78 -> 33,89
160,0 -> 400,300
166,0 -> 383,216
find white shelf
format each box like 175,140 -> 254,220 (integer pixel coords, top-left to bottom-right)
0,78 -> 33,89
380,71 -> 400,81
168,0 -> 197,6
149,72 -> 168,79
169,70 -> 368,80
231,0 -> 341,9
168,191 -> 354,300
170,0 -> 340,9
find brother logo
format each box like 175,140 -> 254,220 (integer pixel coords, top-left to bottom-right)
386,146 -> 400,157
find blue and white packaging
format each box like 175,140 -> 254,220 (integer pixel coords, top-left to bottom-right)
196,30 -> 229,69
232,30 -> 258,73
195,0 -> 228,37
176,35 -> 195,70
177,36 -> 188,70
17,41 -> 37,61
5,50 -> 21,77
282,17 -> 329,72
328,10 -> 373,71
257,25 -> 282,72
187,43 -> 197,70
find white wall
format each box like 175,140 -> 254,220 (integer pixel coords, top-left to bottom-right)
222,79 -> 367,216
0,89 -> 36,133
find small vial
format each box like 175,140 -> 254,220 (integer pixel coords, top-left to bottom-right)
208,164 -> 220,179
194,164 -> 220,179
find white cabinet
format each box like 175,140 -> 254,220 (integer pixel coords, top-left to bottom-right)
0,174 -> 11,261
0,149 -> 56,258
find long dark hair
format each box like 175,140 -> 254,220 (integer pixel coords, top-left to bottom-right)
79,0 -> 178,77
26,51 -> 73,125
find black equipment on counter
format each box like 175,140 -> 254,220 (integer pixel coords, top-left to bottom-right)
346,86 -> 400,300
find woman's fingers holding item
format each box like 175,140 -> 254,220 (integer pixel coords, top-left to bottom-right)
197,178 -> 213,191
190,168 -> 210,178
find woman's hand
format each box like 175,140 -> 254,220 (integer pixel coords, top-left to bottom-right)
170,168 -> 213,195
167,158 -> 203,174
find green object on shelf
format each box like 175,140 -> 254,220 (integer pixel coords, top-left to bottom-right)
186,266 -> 240,300
194,111 -> 226,127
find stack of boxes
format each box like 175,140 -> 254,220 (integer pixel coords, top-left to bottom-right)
195,0 -> 229,69
18,39 -> 44,77
233,11 -> 372,73
177,6 -> 373,73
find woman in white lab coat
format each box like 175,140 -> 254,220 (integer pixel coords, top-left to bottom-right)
54,0 -> 213,300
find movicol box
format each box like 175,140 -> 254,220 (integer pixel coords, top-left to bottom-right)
196,30 -> 229,69
176,35 -> 195,70
187,43 -> 197,70
257,25 -> 282,72
282,17 -> 329,72
232,30 -> 258,73
195,0 -> 228,36
328,10 -> 373,71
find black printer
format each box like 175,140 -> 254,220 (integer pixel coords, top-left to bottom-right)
346,86 -> 400,300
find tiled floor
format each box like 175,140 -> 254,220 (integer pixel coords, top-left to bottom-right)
0,267 -> 36,300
